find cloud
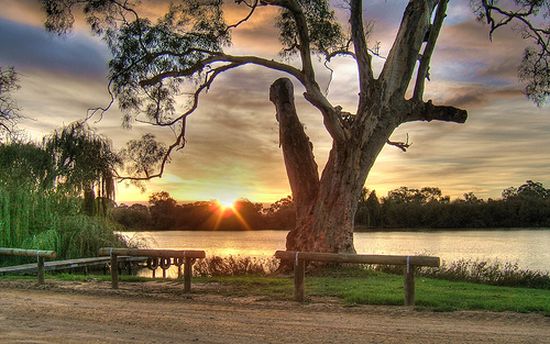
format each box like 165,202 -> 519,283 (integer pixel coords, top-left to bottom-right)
0,18 -> 109,79
1,0 -> 548,204
432,83 -> 525,109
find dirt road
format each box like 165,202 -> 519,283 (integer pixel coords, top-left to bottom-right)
1,281 -> 549,343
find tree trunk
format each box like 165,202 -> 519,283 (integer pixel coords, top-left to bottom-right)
270,78 -> 395,254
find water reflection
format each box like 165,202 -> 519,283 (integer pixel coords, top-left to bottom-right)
119,228 -> 550,277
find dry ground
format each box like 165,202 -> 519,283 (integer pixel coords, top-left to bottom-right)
0,280 -> 549,344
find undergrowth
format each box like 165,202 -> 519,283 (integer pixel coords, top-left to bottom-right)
194,255 -> 279,276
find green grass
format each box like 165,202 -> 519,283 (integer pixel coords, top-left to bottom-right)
2,270 -> 549,315
306,272 -> 550,313
200,271 -> 550,314
201,273 -> 549,313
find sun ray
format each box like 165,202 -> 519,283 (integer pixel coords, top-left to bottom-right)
211,197 -> 252,230
231,206 -> 252,231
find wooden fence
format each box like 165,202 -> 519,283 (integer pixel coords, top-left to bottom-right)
98,248 -> 206,292
0,248 -> 57,284
275,250 -> 440,306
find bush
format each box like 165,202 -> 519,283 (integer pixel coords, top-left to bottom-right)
194,255 -> 278,276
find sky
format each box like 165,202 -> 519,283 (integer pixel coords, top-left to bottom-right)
0,0 -> 548,204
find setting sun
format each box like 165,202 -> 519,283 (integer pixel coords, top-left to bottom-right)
216,198 -> 237,210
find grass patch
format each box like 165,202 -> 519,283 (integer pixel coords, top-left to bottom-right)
304,271 -> 550,313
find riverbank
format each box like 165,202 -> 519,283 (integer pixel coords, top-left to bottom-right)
1,279 -> 549,343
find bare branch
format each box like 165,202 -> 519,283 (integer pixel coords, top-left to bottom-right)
0,67 -> 21,138
285,0 -> 316,81
349,0 -> 374,114
380,0 -> 437,102
85,79 -> 115,123
387,133 -> 412,152
413,0 -> 449,101
476,0 -> 549,105
403,99 -> 468,124
228,0 -> 259,31
481,0 -> 549,51
303,89 -> 349,142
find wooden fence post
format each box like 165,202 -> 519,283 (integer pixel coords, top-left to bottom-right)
184,257 -> 192,293
37,256 -> 45,285
404,257 -> 415,306
294,253 -> 306,302
110,254 -> 119,289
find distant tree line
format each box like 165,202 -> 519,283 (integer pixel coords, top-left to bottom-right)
112,192 -> 294,231
111,180 -> 550,231
355,180 -> 550,229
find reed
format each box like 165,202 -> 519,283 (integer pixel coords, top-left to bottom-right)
194,255 -> 279,276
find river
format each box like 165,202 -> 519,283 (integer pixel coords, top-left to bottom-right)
119,228 -> 550,273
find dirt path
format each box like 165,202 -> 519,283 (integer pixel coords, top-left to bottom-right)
1,281 -> 549,344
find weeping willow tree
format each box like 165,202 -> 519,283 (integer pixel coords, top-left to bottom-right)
40,0 -> 549,253
0,142 -> 57,249
0,123 -> 125,258
45,122 -> 123,216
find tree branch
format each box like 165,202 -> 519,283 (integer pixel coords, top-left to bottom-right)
387,133 -> 411,152
303,89 -> 349,142
380,0 -> 437,102
228,0 -> 259,31
481,0 -> 549,54
403,100 -> 467,124
138,52 -> 305,87
138,48 -> 348,142
350,0 -> 374,114
413,0 -> 448,101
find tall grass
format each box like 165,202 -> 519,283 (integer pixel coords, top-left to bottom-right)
423,259 -> 550,289
0,183 -> 126,265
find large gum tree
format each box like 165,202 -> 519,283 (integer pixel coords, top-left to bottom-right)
41,0 -> 549,253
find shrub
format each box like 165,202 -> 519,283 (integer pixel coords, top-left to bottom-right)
194,255 -> 279,276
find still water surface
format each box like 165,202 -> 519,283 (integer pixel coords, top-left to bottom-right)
120,228 -> 550,272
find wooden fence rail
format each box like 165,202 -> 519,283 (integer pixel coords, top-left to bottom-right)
98,247 -> 206,292
0,247 -> 57,284
274,250 -> 440,306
